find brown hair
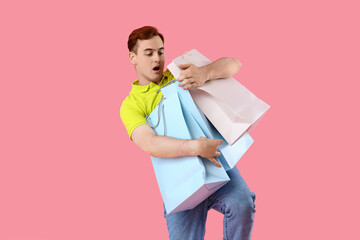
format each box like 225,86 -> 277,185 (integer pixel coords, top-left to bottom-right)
127,26 -> 164,53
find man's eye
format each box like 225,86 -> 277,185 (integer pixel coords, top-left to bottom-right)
159,52 -> 164,55
146,53 -> 152,56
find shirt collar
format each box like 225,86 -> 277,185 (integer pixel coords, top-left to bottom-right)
131,74 -> 168,93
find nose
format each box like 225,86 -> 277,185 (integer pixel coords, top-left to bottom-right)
153,52 -> 161,62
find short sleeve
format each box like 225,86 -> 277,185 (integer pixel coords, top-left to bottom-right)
120,98 -> 146,140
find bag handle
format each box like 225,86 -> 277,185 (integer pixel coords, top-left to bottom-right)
145,80 -> 177,136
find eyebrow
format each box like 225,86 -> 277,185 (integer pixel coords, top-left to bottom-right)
143,47 -> 165,51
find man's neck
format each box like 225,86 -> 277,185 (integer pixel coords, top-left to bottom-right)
137,75 -> 162,86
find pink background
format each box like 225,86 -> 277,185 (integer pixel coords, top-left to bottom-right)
1,0 -> 359,239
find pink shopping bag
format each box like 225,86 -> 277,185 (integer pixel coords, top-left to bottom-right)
167,49 -> 270,145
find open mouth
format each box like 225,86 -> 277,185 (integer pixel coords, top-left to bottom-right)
153,65 -> 161,73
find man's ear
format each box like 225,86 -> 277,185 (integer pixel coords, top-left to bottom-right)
129,51 -> 137,65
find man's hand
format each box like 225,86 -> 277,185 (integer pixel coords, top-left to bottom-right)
195,136 -> 223,168
176,54 -> 242,90
177,64 -> 208,90
132,125 -> 223,168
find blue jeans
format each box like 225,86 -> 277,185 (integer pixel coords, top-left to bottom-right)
163,166 -> 256,240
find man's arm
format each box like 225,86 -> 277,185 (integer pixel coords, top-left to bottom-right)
131,124 -> 223,168
177,57 -> 242,90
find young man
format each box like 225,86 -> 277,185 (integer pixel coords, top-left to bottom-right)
120,26 -> 256,240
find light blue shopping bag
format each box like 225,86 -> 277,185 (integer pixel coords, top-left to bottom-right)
176,83 -> 254,171
146,81 -> 230,214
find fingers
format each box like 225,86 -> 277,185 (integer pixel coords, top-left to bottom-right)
216,139 -> 223,146
178,64 -> 192,69
177,69 -> 191,81
181,51 -> 190,59
208,157 -> 222,168
176,74 -> 185,82
177,64 -> 193,81
198,137 -> 222,166
178,78 -> 193,87
182,82 -> 197,90
181,51 -> 192,59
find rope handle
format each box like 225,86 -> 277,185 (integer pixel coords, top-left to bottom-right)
145,79 -> 178,135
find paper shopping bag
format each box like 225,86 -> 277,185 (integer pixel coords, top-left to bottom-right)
167,49 -> 270,145
175,83 -> 254,170
146,81 -> 230,214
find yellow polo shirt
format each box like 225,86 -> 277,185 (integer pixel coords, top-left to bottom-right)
120,69 -> 176,140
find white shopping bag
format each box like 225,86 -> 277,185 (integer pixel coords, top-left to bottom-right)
167,49 -> 270,145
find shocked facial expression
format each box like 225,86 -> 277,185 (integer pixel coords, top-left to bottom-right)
129,35 -> 165,85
